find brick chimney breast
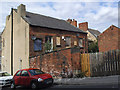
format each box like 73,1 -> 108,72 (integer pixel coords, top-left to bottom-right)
79,22 -> 88,31
17,4 -> 26,17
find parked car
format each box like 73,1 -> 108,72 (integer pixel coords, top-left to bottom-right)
11,68 -> 53,89
0,71 -> 13,87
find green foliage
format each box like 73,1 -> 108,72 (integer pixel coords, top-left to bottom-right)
45,40 -> 52,52
88,41 -> 99,53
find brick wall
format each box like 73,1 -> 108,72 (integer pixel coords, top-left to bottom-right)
29,47 -> 81,77
79,22 -> 88,31
98,25 -> 120,52
29,25 -> 88,57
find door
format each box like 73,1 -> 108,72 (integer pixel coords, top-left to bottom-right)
20,70 -> 30,86
14,71 -> 22,85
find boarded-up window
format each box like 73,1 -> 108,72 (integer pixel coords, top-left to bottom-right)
56,37 -> 60,46
79,38 -> 83,47
65,37 -> 71,47
34,39 -> 42,51
74,41 -> 77,46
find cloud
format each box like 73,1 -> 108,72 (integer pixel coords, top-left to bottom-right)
0,0 -> 119,2
0,1 -> 118,33
83,3 -> 118,32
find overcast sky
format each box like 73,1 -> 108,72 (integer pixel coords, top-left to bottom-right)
0,0 -> 119,33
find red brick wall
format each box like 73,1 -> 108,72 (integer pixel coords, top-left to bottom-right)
29,25 -> 88,57
79,22 -> 88,31
98,25 -> 120,52
29,47 -> 81,77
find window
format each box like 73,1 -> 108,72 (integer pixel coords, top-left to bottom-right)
45,36 -> 52,43
56,37 -> 61,46
21,70 -> 29,76
74,41 -> 77,46
16,71 -> 21,76
45,36 -> 53,50
0,72 -> 10,77
79,38 -> 83,47
34,38 -> 42,51
65,37 -> 71,47
29,69 -> 45,76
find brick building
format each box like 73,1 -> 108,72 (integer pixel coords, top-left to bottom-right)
67,20 -> 101,45
98,25 -> 120,52
1,4 -> 87,75
79,22 -> 101,43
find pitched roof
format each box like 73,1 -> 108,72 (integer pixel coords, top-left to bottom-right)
88,28 -> 101,37
14,9 -> 87,34
99,25 -> 119,37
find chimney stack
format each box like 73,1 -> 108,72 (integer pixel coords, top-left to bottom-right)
67,19 -> 77,27
79,22 -> 88,31
17,4 -> 26,17
67,19 -> 72,24
71,19 -> 77,27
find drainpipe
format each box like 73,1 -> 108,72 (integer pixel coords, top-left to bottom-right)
11,8 -> 13,75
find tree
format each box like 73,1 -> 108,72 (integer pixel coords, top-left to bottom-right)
88,41 -> 99,53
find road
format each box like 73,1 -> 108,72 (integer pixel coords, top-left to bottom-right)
1,83 -> 119,90
1,75 -> 119,90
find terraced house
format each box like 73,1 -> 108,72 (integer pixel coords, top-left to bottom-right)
1,4 -> 87,75
98,25 -> 120,52
67,20 -> 101,45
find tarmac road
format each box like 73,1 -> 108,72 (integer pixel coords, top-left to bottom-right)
1,75 -> 119,90
1,83 -> 119,90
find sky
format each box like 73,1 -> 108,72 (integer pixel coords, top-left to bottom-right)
0,0 -> 119,33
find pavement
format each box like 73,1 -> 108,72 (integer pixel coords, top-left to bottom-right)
54,75 -> 120,86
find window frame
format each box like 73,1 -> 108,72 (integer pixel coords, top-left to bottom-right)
45,36 -> 53,50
